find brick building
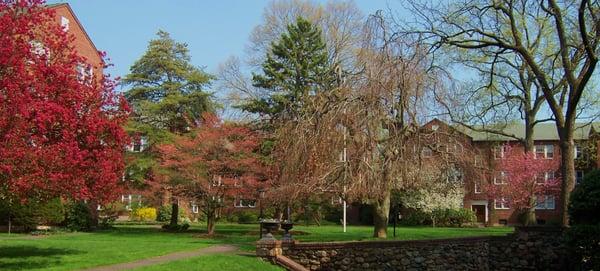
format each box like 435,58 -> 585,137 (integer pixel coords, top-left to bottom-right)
47,3 -> 103,82
422,119 -> 599,226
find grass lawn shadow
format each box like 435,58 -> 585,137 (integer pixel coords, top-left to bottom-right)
0,246 -> 81,270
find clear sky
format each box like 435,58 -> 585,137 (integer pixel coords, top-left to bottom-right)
45,0 -> 407,89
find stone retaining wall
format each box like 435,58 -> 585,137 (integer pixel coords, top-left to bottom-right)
259,227 -> 567,271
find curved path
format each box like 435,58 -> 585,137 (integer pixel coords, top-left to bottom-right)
81,245 -> 238,271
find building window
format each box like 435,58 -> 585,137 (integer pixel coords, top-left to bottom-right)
76,63 -> 94,84
535,195 -> 556,210
29,41 -> 48,57
535,144 -> 554,159
494,198 -> 510,210
474,155 -> 482,167
474,182 -> 482,194
493,171 -> 507,185
128,136 -> 148,152
121,194 -> 141,210
431,124 -> 439,131
61,16 -> 70,31
421,147 -> 433,158
537,171 -> 555,184
494,145 -> 506,159
575,144 -> 584,159
576,170 -> 584,184
191,203 -> 199,214
234,199 -> 256,208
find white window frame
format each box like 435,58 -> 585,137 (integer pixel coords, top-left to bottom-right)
535,195 -> 556,210
474,182 -> 482,194
191,203 -> 199,214
234,199 -> 256,208
494,145 -> 506,159
61,16 -> 70,31
493,171 -> 507,185
494,198 -> 510,210
534,144 -> 554,159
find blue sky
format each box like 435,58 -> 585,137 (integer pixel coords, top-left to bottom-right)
46,0 -> 407,88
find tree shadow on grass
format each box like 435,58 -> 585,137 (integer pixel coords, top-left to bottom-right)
0,246 -> 81,270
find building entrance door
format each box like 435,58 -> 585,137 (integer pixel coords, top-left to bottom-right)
472,205 -> 486,223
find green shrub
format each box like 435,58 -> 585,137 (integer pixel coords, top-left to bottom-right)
237,211 -> 258,224
65,201 -> 93,231
156,205 -> 185,222
399,209 -> 431,226
0,198 -> 65,231
161,221 -> 189,232
434,208 -> 476,227
565,225 -> 600,270
569,169 -> 600,225
567,169 -> 600,270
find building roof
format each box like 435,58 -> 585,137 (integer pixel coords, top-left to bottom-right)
455,122 -> 600,141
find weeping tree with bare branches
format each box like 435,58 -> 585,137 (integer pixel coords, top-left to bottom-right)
404,0 -> 600,226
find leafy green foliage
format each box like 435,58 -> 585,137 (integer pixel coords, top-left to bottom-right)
565,225 -> 600,270
123,30 -> 215,134
567,169 -> 600,270
65,201 -> 94,232
569,169 -> 600,225
235,211 -> 259,224
156,204 -> 185,222
0,198 -> 65,231
122,30 -> 216,185
240,17 -> 334,119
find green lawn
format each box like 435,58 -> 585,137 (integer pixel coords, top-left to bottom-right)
0,223 -> 513,270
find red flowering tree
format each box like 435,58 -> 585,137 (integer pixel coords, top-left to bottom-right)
0,0 -> 129,205
158,113 -> 266,234
486,146 -> 560,225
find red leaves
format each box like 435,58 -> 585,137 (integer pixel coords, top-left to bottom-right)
485,145 -> 561,211
0,1 -> 129,203
157,113 -> 267,201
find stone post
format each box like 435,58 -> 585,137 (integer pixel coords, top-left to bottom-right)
256,239 -> 283,261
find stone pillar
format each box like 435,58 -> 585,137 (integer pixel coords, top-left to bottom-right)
256,240 -> 282,260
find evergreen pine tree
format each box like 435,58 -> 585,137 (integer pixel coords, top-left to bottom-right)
242,17 -> 334,119
122,30 -> 214,227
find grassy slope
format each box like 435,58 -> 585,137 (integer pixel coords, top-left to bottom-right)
0,223 -> 513,271
133,254 -> 283,271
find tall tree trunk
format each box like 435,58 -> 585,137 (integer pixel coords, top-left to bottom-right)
558,126 -> 575,227
169,197 -> 179,226
372,189 -> 391,238
524,114 -> 535,152
89,200 -> 99,229
523,197 -> 537,226
207,210 -> 216,235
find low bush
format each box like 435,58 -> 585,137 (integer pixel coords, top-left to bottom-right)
0,198 -> 65,231
565,225 -> 600,270
156,205 -> 185,222
65,201 -> 93,231
569,169 -> 600,225
400,208 -> 475,227
399,209 -> 431,226
237,211 -> 258,224
567,169 -> 600,270
131,207 -> 157,222
161,221 -> 190,232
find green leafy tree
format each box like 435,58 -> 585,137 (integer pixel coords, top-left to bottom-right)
122,30 -> 215,227
241,17 -> 334,119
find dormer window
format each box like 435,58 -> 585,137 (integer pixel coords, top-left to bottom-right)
61,16 -> 70,31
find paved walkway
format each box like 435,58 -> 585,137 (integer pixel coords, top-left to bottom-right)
81,245 -> 238,271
